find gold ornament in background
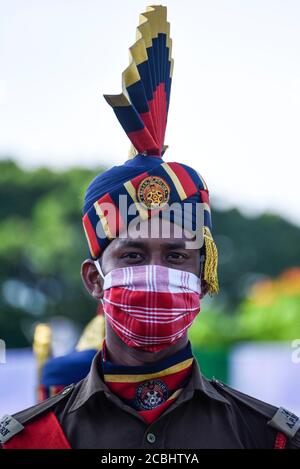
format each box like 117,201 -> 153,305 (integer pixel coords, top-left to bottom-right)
33,323 -> 52,382
76,314 -> 105,352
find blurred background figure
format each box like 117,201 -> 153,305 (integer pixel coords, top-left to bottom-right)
35,304 -> 105,401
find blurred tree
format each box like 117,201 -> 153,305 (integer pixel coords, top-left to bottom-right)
213,208 -> 300,308
190,268 -> 300,347
237,267 -> 300,341
0,160 -> 103,347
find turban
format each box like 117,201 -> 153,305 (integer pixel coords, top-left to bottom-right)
82,6 -> 219,295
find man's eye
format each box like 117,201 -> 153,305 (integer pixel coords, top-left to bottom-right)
121,252 -> 144,260
166,252 -> 188,261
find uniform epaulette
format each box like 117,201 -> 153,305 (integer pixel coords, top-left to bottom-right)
0,383 -> 75,445
211,379 -> 300,448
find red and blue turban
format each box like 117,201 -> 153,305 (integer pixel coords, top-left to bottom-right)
82,6 -> 219,295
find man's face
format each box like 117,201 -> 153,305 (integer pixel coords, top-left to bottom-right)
81,217 -> 202,299
101,217 -> 201,276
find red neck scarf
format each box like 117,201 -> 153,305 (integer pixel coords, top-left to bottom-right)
99,339 -> 194,425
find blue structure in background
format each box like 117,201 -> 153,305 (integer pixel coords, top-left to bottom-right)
0,349 -> 36,416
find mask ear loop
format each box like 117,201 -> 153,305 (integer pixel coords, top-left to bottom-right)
94,258 -> 105,309
94,258 -> 105,280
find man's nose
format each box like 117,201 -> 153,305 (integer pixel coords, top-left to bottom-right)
147,252 -> 164,266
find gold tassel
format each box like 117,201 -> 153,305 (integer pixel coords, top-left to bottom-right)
203,226 -> 219,295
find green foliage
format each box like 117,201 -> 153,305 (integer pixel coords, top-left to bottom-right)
213,207 -> 300,307
0,159 -> 104,347
190,270 -> 300,346
237,273 -> 300,341
189,309 -> 238,349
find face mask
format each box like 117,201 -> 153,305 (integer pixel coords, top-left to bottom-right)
95,262 -> 201,353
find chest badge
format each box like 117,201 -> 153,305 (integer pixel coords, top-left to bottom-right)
136,379 -> 168,410
137,176 -> 170,210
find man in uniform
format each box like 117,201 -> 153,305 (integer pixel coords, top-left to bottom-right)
1,5 -> 299,449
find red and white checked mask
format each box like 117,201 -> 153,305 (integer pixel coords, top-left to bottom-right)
95,263 -> 201,352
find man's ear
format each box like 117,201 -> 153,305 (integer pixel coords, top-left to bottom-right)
200,281 -> 209,299
81,259 -> 103,300
199,259 -> 208,299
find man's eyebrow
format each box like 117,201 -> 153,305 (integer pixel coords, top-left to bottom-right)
114,240 -> 188,250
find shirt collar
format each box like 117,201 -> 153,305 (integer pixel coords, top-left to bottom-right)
68,346 -> 230,413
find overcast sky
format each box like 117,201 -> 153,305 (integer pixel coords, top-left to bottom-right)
0,0 -> 299,225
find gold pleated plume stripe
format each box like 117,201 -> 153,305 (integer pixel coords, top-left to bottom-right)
104,5 -> 174,158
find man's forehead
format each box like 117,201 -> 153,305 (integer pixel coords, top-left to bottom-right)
125,217 -> 195,241
107,218 -> 196,251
